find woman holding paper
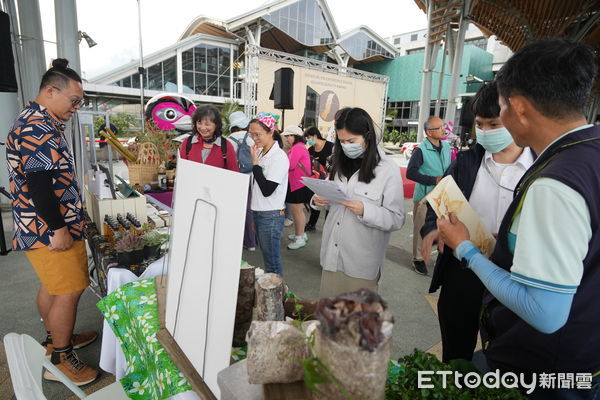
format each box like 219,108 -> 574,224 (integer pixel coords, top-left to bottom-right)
248,113 -> 289,276
311,107 -> 405,297
281,125 -> 312,250
420,82 -> 534,363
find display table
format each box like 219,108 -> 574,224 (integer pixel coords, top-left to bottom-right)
145,191 -> 173,211
98,259 -> 200,400
99,257 -> 168,377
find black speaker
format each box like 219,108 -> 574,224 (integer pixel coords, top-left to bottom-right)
274,68 -> 294,109
0,12 -> 18,93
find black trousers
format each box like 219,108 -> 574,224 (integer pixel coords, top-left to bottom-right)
437,259 -> 485,363
307,208 -> 320,226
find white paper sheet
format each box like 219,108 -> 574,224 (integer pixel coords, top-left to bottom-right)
301,177 -> 348,203
425,175 -> 496,257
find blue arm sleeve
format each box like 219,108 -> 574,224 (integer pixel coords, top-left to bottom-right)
456,241 -> 574,334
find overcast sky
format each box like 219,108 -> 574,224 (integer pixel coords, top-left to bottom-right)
36,0 -> 427,79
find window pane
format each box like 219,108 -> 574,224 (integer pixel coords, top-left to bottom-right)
219,76 -> 230,97
147,63 -> 163,90
207,74 -> 218,96
163,57 -> 177,92
232,50 -> 239,79
182,71 -> 194,94
182,49 -> 193,71
130,74 -> 139,89
289,19 -> 298,38
193,46 -> 207,73
219,48 -> 230,75
195,72 -> 207,95
205,46 -> 218,74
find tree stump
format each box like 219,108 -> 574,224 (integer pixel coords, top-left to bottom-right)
233,263 -> 256,346
256,273 -> 285,321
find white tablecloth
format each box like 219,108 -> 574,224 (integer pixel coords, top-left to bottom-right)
99,257 -> 200,400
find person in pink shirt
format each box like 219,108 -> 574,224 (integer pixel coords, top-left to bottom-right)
282,125 -> 312,250
179,105 -> 239,172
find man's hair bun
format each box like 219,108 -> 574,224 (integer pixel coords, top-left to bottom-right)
51,58 -> 69,70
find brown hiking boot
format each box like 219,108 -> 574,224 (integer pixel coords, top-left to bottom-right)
43,350 -> 99,386
44,331 -> 98,356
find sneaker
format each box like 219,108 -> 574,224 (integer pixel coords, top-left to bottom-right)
244,246 -> 256,251
43,350 -> 99,386
413,260 -> 428,275
288,233 -> 308,241
284,218 -> 294,227
44,331 -> 98,357
305,224 -> 316,232
287,237 -> 307,250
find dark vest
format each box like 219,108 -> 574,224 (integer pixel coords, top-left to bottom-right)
482,125 -> 600,374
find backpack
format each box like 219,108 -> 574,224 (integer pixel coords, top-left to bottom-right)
229,131 -> 253,173
311,157 -> 328,180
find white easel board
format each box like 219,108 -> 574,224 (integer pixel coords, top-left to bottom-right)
165,159 -> 249,397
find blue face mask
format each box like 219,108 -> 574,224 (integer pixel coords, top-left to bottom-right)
475,127 -> 514,153
307,138 -> 315,146
340,141 -> 366,159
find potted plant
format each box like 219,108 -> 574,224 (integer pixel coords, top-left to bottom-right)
143,230 -> 168,260
114,231 -> 145,266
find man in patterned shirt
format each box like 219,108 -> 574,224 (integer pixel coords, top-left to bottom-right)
6,58 -> 98,385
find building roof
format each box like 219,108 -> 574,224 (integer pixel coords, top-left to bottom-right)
338,25 -> 397,63
413,0 -> 600,51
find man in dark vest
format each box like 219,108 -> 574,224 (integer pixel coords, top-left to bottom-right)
437,38 -> 599,398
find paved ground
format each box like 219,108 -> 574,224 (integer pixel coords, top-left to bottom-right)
0,179 -> 442,398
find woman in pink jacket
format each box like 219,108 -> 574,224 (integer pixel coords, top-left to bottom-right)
282,125 -> 312,250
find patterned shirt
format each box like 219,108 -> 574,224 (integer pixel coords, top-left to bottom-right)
6,102 -> 85,250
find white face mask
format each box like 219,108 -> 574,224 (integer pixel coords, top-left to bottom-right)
340,141 -> 366,159
475,127 -> 514,153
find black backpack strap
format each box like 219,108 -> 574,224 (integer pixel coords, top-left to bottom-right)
221,137 -> 227,165
184,135 -> 193,158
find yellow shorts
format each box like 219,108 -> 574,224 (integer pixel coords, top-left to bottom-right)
25,240 -> 90,295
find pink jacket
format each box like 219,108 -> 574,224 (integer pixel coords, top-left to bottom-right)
287,143 -> 311,192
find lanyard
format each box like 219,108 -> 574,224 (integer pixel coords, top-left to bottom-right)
482,160 -> 516,192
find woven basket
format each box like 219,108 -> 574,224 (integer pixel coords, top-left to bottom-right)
128,163 -> 159,186
128,143 -> 160,186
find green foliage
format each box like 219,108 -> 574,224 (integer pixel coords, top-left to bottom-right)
221,100 -> 242,136
143,231 -> 169,247
385,350 -> 525,400
383,129 -> 417,145
93,113 -> 138,138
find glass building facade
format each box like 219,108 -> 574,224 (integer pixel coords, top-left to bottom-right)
339,31 -> 394,61
108,43 -> 240,99
181,44 -> 239,97
112,56 -> 177,92
262,0 -> 335,46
